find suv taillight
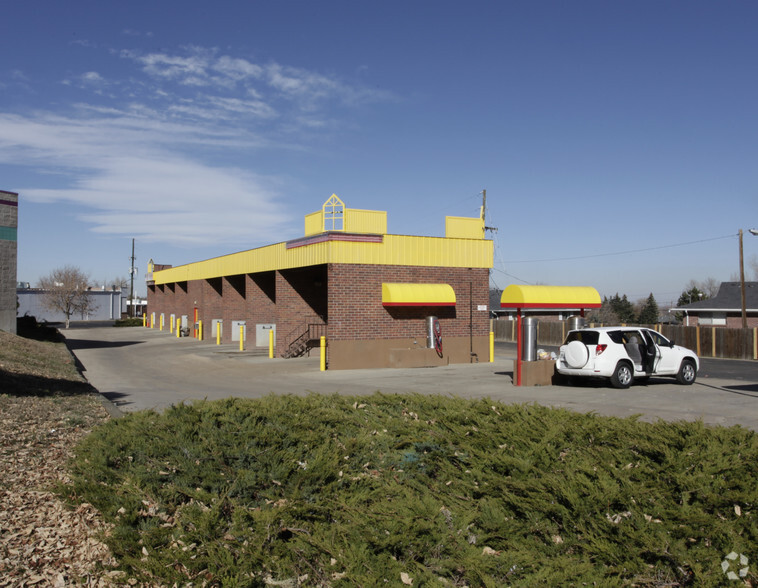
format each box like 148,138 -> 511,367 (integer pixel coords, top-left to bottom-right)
595,344 -> 607,356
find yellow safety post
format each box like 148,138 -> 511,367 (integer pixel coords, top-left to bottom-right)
269,328 -> 274,358
170,315 -> 174,333
489,331 -> 494,363
160,315 -> 164,331
177,320 -> 180,338
240,325 -> 244,351
320,336 -> 326,371
142,314 -> 146,327
216,324 -> 221,346
198,320 -> 203,341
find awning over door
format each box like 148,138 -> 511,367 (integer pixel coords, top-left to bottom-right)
500,285 -> 601,309
382,283 -> 456,306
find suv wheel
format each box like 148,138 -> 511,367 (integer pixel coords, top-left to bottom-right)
676,359 -> 696,385
610,361 -> 633,389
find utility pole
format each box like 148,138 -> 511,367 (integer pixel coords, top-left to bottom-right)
482,189 -> 497,234
129,238 -> 136,318
739,229 -> 746,329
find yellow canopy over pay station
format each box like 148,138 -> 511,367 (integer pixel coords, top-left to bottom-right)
500,285 -> 601,310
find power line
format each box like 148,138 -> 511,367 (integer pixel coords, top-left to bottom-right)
501,234 -> 735,264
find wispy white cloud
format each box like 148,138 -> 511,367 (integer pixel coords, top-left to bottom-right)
2,44 -> 395,248
0,110 -> 288,245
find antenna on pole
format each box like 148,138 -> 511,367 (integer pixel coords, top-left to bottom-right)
482,189 -> 498,234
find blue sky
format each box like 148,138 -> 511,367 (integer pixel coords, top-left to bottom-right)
2,1 -> 757,307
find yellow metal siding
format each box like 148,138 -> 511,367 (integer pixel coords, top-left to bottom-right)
445,216 -> 485,239
304,211 -> 323,236
344,209 -> 387,234
153,236 -> 493,284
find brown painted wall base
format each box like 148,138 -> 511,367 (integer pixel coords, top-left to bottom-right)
520,359 -> 557,386
327,335 -> 489,370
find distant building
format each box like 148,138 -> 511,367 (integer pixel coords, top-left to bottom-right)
0,190 -> 18,334
17,285 -> 125,323
123,296 -> 147,317
673,281 -> 758,328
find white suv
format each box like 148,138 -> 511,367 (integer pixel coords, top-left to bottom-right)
556,327 -> 699,388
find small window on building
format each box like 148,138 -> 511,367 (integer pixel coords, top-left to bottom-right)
699,312 -> 726,326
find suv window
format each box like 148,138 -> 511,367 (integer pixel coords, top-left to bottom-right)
644,329 -> 670,347
607,331 -> 625,344
565,330 -> 599,345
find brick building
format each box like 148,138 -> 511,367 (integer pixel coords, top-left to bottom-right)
0,190 -> 18,334
146,196 -> 493,369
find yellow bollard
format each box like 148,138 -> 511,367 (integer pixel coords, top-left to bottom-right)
489,331 -> 494,363
177,319 -> 180,338
142,314 -> 146,327
269,328 -> 274,358
160,315 -> 164,331
216,323 -> 221,346
320,336 -> 326,371
240,325 -> 244,351
198,320 -> 203,341
170,315 -> 174,333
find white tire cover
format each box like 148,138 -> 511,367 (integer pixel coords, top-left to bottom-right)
564,340 -> 589,368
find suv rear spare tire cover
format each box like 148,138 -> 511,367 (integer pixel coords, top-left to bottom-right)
564,340 -> 590,368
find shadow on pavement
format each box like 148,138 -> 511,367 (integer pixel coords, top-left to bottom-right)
697,382 -> 758,398
100,391 -> 134,407
65,339 -> 143,350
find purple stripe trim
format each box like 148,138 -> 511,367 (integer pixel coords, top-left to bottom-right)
0,199 -> 18,207
286,232 -> 383,249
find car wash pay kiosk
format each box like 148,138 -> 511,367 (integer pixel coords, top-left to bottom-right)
500,285 -> 601,386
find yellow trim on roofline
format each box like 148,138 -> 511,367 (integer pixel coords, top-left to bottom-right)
153,234 -> 493,285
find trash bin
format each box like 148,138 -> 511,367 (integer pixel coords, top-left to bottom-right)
567,316 -> 586,332
522,317 -> 538,361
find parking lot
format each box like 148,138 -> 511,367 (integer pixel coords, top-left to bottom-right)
62,324 -> 758,430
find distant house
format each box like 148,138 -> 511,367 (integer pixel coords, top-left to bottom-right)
673,281 -> 758,328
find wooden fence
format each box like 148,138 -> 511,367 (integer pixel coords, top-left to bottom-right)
491,319 -> 758,361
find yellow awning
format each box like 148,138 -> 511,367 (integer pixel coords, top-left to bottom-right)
500,285 -> 601,309
382,283 -> 456,307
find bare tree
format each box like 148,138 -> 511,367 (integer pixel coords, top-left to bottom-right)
38,265 -> 94,328
684,278 -> 720,298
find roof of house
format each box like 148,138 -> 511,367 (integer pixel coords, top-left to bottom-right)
676,281 -> 758,312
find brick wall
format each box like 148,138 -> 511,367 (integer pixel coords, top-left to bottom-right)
275,266 -> 327,355
327,264 -> 490,342
146,262 -> 490,366
0,190 -> 18,334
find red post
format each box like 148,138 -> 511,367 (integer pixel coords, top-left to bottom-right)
516,310 -> 522,386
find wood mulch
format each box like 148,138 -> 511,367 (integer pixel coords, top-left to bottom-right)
0,329 -> 134,586
0,393 -> 126,586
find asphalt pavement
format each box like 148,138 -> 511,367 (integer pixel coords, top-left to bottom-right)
61,324 -> 758,431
